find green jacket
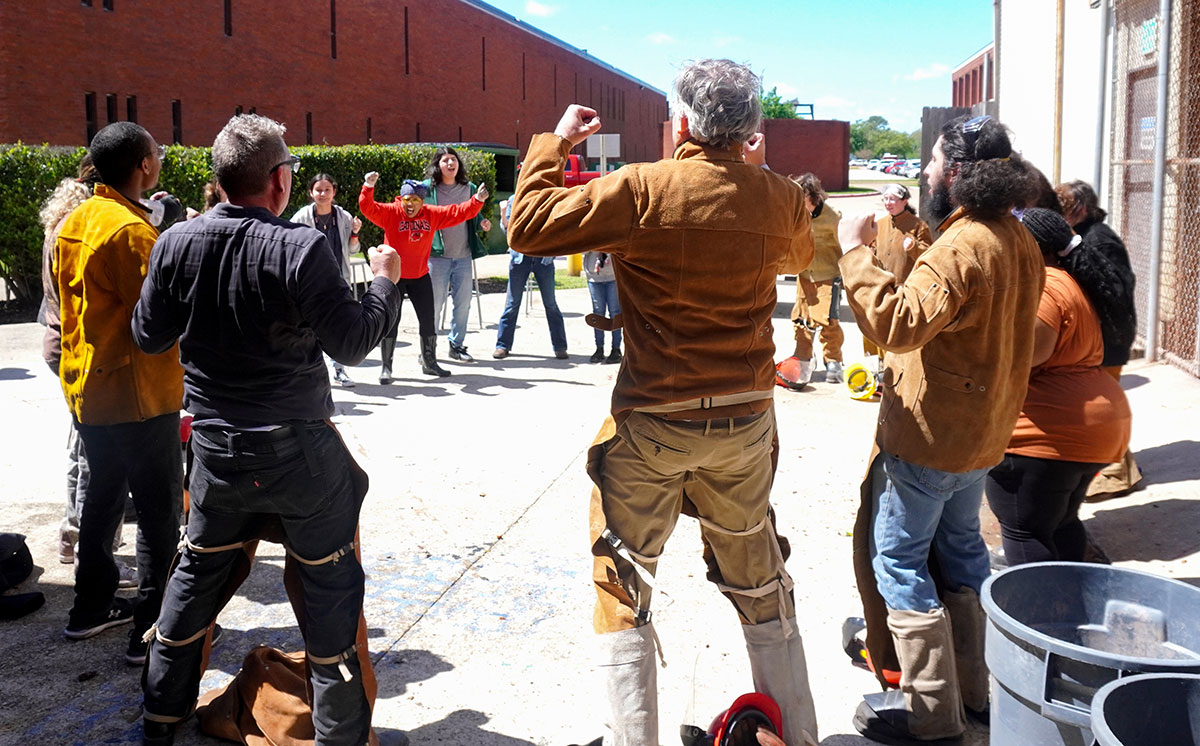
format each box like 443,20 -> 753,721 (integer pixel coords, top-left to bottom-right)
422,179 -> 487,259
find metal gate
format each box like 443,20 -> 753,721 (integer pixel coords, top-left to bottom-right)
1110,0 -> 1200,375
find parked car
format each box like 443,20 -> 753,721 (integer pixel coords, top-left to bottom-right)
850,158 -> 868,167
901,161 -> 922,179
885,160 -> 909,175
867,159 -> 881,170
876,159 -> 899,172
563,154 -> 604,186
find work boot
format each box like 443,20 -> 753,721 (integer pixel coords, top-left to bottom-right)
419,335 -> 451,377
743,616 -> 819,745
941,587 -> 989,723
379,337 -> 395,385
142,719 -> 177,746
825,360 -> 844,383
605,347 -> 622,364
590,346 -> 605,363
854,607 -> 966,744
598,625 -> 659,746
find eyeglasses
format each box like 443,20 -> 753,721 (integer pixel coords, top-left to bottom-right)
271,155 -> 302,174
961,115 -> 991,151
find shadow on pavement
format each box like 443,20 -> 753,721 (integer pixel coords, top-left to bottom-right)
1134,439 -> 1200,487
372,648 -> 454,698
398,709 -> 536,746
1087,498 -> 1200,563
1120,373 -> 1150,390
0,366 -> 34,380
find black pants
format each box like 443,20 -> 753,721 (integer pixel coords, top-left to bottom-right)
143,422 -> 370,745
72,413 -> 182,635
985,454 -> 1103,564
385,273 -> 435,339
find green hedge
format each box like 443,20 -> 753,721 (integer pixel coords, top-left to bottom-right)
0,143 -> 496,305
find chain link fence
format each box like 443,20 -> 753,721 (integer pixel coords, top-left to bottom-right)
1110,0 -> 1200,376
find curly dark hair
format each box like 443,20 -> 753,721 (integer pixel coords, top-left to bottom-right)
1025,167 -> 1063,212
938,115 -> 1033,219
1020,208 -> 1137,364
1055,180 -> 1107,224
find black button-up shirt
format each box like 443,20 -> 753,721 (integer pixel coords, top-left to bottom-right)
132,203 -> 400,427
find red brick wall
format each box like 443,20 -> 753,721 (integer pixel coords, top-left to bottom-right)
952,50 -> 992,108
761,119 -> 850,192
0,0 -> 667,162
658,118 -> 849,191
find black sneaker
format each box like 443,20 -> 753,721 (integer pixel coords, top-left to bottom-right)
589,347 -> 605,363
604,348 -> 622,364
65,597 -> 134,640
142,718 -> 177,746
126,629 -> 149,666
448,344 -> 475,362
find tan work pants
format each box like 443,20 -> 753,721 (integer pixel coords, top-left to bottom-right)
792,277 -> 844,363
586,409 -> 794,634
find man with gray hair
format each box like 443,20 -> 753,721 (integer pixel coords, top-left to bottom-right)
132,114 -> 402,746
508,59 -> 819,745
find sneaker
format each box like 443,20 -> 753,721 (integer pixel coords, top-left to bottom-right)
126,629 -> 149,666
448,344 -> 474,362
554,349 -> 569,360
65,596 -> 134,640
117,562 -> 138,589
492,347 -> 509,359
58,536 -> 75,565
604,348 -> 622,364
142,719 -> 178,746
589,347 -> 605,363
333,368 -> 356,388
825,360 -> 844,383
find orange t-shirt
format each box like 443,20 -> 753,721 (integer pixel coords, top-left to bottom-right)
1008,267 -> 1131,463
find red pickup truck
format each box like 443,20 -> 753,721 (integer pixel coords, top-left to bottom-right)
563,154 -> 604,186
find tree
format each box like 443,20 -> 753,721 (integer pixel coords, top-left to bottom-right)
760,87 -> 798,119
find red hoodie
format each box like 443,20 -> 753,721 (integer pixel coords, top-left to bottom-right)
358,186 -> 483,279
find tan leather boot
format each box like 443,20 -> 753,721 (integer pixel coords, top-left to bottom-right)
941,587 -> 989,720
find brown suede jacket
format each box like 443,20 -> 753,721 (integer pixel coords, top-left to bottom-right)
871,208 -> 932,282
839,207 -> 1044,473
509,133 -> 813,421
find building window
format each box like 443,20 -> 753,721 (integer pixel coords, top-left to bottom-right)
84,92 -> 97,143
126,95 -> 138,123
235,105 -> 243,115
366,117 -> 372,143
172,99 -> 182,144
481,37 -> 487,91
81,0 -> 92,6
223,0 -> 232,36
554,64 -> 558,106
106,93 -> 118,123
522,53 -> 526,101
416,122 -> 421,141
329,0 -> 337,59
102,0 -> 112,9
404,7 -> 410,75
249,106 -> 256,114
306,112 -> 313,145
458,126 -> 463,141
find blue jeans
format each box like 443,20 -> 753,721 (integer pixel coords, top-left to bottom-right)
869,452 -> 991,612
144,422 -> 369,744
495,256 -> 567,353
587,280 -> 621,349
429,256 -> 473,349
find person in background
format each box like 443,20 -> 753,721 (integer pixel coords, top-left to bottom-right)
583,249 -> 620,363
359,175 -> 487,381
783,173 -> 844,385
423,146 -> 492,363
985,208 -> 1132,565
55,122 -> 184,668
1055,179 -> 1142,500
492,194 -> 569,360
861,184 -> 931,365
840,114 -> 1041,745
292,173 -> 363,387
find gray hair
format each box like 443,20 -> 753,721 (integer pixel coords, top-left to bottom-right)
212,114 -> 288,200
669,59 -> 762,149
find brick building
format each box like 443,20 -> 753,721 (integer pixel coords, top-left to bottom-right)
951,43 -> 995,108
0,0 -> 667,163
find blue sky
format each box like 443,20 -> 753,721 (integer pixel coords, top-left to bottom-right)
480,0 -> 994,133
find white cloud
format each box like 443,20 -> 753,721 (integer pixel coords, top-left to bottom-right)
646,32 -> 675,45
773,82 -> 799,98
904,63 -> 950,81
524,0 -> 557,17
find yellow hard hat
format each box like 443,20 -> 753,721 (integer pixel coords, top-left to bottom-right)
845,363 -> 877,401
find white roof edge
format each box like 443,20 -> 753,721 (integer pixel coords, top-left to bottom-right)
952,41 -> 995,75
456,0 -> 668,97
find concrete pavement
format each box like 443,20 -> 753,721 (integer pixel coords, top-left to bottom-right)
1,270 -> 1197,746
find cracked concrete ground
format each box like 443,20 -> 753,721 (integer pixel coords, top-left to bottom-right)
1,242 -> 1197,746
